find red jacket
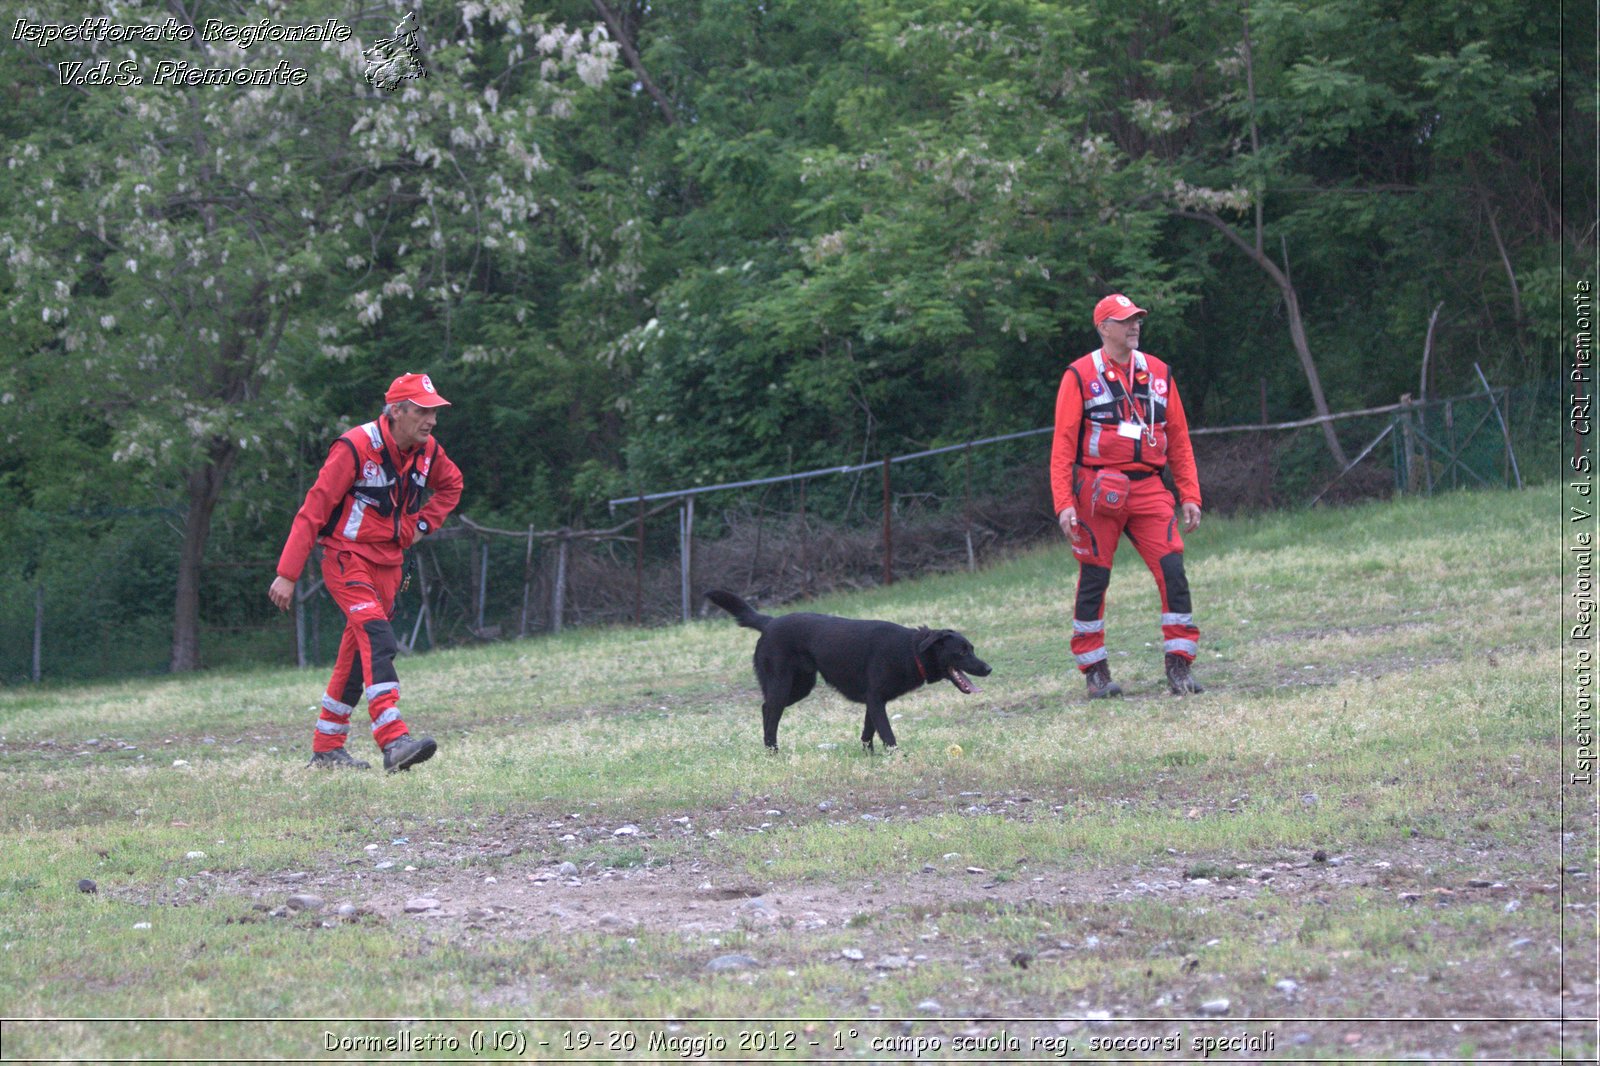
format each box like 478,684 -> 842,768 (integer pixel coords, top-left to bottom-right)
1050,348 -> 1201,514
276,416 -> 463,582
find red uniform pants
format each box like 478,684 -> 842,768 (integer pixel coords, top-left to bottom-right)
1068,472 -> 1200,670
312,549 -> 412,753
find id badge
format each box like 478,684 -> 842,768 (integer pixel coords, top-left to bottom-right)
1116,421 -> 1142,439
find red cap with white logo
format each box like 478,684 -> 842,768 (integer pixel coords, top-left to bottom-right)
384,372 -> 450,408
1093,293 -> 1148,326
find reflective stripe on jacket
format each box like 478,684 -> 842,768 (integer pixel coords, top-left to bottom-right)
1050,348 -> 1201,515
275,417 -> 463,582
318,421 -> 436,545
1073,349 -> 1172,467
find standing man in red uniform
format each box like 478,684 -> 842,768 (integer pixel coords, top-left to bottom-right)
1051,294 -> 1204,698
268,373 -> 465,770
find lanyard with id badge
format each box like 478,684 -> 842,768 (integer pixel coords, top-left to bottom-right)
1095,351 -> 1159,449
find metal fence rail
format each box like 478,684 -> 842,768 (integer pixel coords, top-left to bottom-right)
3,381 -> 1546,682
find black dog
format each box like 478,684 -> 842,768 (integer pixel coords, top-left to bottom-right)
705,589 -> 992,752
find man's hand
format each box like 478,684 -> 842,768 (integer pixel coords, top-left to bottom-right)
1181,501 -> 1202,533
1057,506 -> 1078,539
268,575 -> 296,612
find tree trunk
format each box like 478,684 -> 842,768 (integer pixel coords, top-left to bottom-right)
169,443 -> 239,672
1175,209 -> 1350,468
591,0 -> 677,125
167,282 -> 279,671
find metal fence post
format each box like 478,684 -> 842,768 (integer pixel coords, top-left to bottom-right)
964,443 -> 975,571
746,487 -> 766,590
1474,364 -> 1523,489
552,533 -> 568,634
798,479 -> 811,596
310,580 -> 321,663
293,575 -> 307,668
679,497 -> 694,622
1397,397 -> 1417,494
418,550 -> 434,650
1446,400 -> 1458,490
635,496 -> 645,625
1390,416 -> 1404,494
520,526 -> 535,638
475,537 -> 489,634
32,584 -> 43,682
881,455 -> 893,586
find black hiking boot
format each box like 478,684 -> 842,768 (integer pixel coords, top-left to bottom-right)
1084,661 -> 1123,699
382,733 -> 437,773
1165,653 -> 1205,695
308,747 -> 370,770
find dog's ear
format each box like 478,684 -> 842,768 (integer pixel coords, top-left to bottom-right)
915,627 -> 940,653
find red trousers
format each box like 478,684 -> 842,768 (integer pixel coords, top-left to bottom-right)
312,549 -> 411,753
1068,472 -> 1200,670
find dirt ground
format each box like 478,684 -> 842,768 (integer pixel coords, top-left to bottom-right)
177,798 -> 1597,1062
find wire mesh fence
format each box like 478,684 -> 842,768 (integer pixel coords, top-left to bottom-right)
329,383 -> 1550,652
0,381 -> 1561,683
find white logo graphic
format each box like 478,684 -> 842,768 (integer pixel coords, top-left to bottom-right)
363,12 -> 427,92
362,459 -> 381,481
420,374 -> 435,393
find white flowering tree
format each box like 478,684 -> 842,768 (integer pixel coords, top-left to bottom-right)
1,1 -> 617,670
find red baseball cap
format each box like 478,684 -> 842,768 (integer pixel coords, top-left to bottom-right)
1093,293 -> 1147,326
384,372 -> 450,408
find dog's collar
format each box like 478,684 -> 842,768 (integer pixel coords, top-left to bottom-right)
914,651 -> 929,684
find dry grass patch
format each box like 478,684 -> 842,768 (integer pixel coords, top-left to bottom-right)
0,484 -> 1586,1062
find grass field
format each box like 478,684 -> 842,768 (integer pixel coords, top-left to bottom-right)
0,484 -> 1591,1062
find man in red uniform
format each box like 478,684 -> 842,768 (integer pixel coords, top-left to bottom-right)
1051,294 -> 1204,698
268,373 -> 465,770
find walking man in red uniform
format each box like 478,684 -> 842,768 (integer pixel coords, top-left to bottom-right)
1051,294 -> 1204,698
268,373 -> 464,769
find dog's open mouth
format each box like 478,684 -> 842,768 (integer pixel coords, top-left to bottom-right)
948,668 -> 978,694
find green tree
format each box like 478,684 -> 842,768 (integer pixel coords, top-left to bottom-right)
1,0 -> 618,670
601,0 -> 1183,491
1088,0 -> 1573,460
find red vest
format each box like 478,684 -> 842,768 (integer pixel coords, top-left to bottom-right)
1066,349 -> 1175,470
318,420 -> 441,549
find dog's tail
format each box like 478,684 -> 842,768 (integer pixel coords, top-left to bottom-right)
704,589 -> 771,632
